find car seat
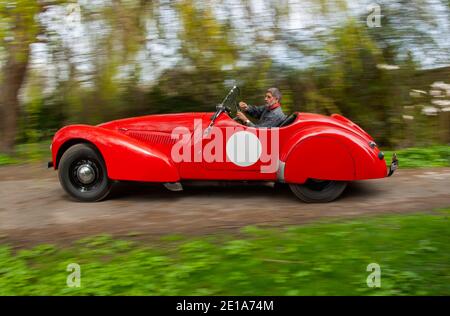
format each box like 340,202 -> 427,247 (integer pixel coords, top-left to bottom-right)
277,113 -> 297,127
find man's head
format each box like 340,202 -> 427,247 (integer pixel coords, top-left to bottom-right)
265,87 -> 281,106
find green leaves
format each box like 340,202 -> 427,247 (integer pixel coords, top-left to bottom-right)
0,141 -> 51,166
384,146 -> 450,168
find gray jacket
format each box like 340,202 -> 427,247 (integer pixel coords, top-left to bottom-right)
245,104 -> 287,128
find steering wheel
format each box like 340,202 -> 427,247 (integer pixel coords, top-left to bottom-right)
221,86 -> 239,111
208,86 -> 246,128
222,86 -> 244,124
231,94 -> 240,117
223,87 -> 246,123
232,104 -> 248,124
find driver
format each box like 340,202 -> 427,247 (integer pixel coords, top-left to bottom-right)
236,87 -> 287,128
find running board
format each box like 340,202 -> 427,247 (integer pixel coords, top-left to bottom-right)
163,182 -> 183,191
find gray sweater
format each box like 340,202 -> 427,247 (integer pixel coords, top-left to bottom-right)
246,104 -> 287,128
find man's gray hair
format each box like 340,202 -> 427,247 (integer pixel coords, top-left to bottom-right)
267,87 -> 282,101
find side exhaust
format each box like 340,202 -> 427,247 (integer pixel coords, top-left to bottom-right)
164,182 -> 183,191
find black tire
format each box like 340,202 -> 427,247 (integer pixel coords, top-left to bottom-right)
289,179 -> 347,203
58,143 -> 112,202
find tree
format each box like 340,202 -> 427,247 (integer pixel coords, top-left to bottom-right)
0,0 -> 154,152
0,0 -> 41,154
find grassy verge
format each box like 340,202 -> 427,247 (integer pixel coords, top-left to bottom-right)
0,209 -> 449,295
384,145 -> 449,168
0,141 -> 51,166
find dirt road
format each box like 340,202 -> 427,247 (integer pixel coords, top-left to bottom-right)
0,164 -> 449,246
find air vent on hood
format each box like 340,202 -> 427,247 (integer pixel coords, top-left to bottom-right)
120,129 -> 177,145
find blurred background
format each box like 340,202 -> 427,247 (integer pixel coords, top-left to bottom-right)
0,1 -> 449,296
0,0 -> 449,157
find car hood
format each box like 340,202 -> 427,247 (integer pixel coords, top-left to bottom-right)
98,112 -> 212,133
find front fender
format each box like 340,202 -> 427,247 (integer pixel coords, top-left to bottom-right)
52,125 -> 179,182
281,127 -> 387,183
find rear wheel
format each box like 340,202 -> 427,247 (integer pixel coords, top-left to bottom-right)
58,143 -> 112,202
289,179 -> 347,203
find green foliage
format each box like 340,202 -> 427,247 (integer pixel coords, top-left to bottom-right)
0,210 -> 449,295
0,0 -> 41,61
384,146 -> 450,168
0,154 -> 19,165
177,0 -> 238,71
2,0 -> 450,152
0,141 -> 51,166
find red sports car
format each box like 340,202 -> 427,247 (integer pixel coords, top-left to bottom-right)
49,86 -> 397,202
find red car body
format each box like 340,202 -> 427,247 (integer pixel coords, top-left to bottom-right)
51,112 -> 391,182
49,87 -> 397,202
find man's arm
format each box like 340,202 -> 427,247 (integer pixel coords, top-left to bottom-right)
246,104 -> 265,119
247,108 -> 286,128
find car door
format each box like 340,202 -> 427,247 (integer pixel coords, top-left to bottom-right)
201,113 -> 279,180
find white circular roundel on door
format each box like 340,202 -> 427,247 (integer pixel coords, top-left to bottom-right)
226,131 -> 262,167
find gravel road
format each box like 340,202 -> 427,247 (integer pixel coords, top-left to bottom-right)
0,164 -> 449,246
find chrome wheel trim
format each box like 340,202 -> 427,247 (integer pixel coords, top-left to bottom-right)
76,164 -> 96,184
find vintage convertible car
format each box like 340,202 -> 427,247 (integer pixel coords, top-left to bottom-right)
49,86 -> 397,202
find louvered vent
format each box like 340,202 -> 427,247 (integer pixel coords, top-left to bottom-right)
120,130 -> 177,145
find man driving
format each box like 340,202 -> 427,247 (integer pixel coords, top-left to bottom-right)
236,87 -> 287,128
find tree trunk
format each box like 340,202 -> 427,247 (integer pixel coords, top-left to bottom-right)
0,50 -> 30,155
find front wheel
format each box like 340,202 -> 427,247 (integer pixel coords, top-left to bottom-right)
289,179 -> 347,203
58,143 -> 112,202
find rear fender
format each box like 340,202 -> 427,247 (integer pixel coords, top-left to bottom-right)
281,127 -> 386,183
52,125 -> 179,182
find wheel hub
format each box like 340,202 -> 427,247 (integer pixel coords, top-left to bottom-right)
76,164 -> 96,184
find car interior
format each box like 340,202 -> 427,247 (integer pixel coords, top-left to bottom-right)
277,113 -> 297,127
217,86 -> 299,129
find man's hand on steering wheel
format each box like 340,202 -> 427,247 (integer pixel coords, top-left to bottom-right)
236,111 -> 250,125
238,101 -> 249,111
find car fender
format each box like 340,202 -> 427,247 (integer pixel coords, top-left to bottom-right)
280,126 -> 386,183
52,125 -> 179,182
